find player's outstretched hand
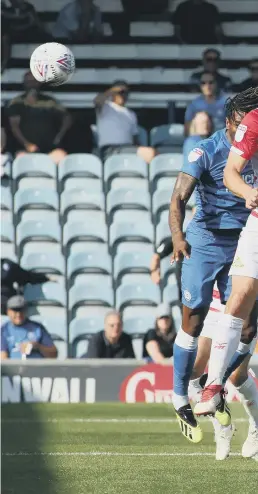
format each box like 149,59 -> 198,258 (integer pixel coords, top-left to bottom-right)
171,239 -> 190,263
245,188 -> 258,209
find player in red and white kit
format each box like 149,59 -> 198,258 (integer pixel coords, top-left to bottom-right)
195,92 -> 258,454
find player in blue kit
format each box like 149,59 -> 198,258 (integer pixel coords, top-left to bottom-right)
169,91 -> 258,443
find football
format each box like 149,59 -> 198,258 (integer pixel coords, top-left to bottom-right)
30,42 -> 75,86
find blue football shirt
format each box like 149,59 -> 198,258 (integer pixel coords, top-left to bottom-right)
185,93 -> 227,131
1,319 -> 54,359
181,128 -> 255,230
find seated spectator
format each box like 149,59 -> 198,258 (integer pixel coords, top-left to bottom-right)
94,81 -> 156,163
54,0 -> 103,42
2,0 -> 50,43
184,71 -> 227,136
142,303 -> 176,363
173,0 -> 224,44
1,257 -> 56,315
190,49 -> 232,92
183,111 -> 213,161
238,58 -> 258,92
85,310 -> 135,359
1,295 -> 57,359
8,71 -> 72,164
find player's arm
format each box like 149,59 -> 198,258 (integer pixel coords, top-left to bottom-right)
224,151 -> 258,209
169,172 -> 197,261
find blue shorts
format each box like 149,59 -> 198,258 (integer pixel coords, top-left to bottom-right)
181,222 -> 240,309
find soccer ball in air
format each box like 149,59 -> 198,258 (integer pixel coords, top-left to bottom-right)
30,42 -> 75,86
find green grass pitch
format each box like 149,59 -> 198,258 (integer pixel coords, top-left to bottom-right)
2,403 -> 257,494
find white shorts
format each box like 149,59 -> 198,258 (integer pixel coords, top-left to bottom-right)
229,212 -> 258,280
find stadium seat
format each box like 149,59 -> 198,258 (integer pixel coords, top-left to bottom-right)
109,221 -> 154,254
60,188 -> 104,222
58,154 -> 102,190
152,188 -> 172,224
160,258 -> 177,287
114,251 -> 151,286
123,316 -> 154,336
12,154 -> 56,190
116,242 -> 154,257
64,177 -> 102,193
112,209 -> 151,225
111,177 -> 148,191
21,251 -> 65,276
149,154 -> 183,191
16,219 -> 61,257
116,282 -> 161,312
66,210 -> 106,226
138,125 -> 148,146
17,177 -> 56,190
0,242 -> 16,261
71,273 -> 112,289
67,251 -> 112,285
63,221 -> 108,255
163,283 -> 180,306
24,282 -> 66,318
1,222 -> 14,243
107,188 -> 150,224
14,188 -> 58,223
104,154 -> 147,191
1,186 -> 12,222
155,220 -> 170,248
156,177 -> 177,192
150,124 -> 184,147
69,283 -> 114,319
69,316 -> 104,357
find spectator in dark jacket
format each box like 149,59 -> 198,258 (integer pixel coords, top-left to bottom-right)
190,49 -> 232,92
238,59 -> 258,92
1,258 -> 55,314
142,303 -> 176,362
2,0 -> 50,42
85,310 -> 135,359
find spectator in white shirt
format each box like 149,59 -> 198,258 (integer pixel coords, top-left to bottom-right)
94,81 -> 156,163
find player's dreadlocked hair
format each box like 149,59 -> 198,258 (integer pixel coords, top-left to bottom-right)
225,87 -> 258,122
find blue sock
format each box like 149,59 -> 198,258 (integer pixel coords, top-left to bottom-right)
223,342 -> 252,385
173,328 -> 198,409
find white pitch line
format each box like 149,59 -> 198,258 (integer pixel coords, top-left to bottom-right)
2,452 -> 242,457
2,418 -> 248,424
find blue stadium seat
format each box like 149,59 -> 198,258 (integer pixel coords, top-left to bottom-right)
69,283 -> 114,319
112,210 -> 151,225
155,220 -> 170,248
66,210 -> 106,226
14,188 -> 58,222
64,177 -> 102,193
16,220 -> 61,257
17,177 -> 56,190
24,282 -> 66,306
12,154 -> 56,190
116,283 -> 161,312
150,124 -> 184,147
163,283 -> 180,306
114,251 -> 151,285
107,188 -> 150,224
69,317 -> 104,357
116,243 -> 154,256
104,154 -> 147,191
109,221 -> 153,254
63,221 -> 107,255
149,154 -> 183,190
152,188 -> 171,223
58,154 -> 102,190
1,186 -> 12,222
0,242 -> 16,261
123,316 -> 155,336
1,222 -> 14,243
67,251 -> 112,280
60,189 -> 104,222
156,177 -> 177,192
21,251 -> 65,275
111,177 -> 148,191
71,273 -> 112,289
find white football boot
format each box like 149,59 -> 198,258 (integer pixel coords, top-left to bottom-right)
242,426 -> 258,459
214,423 -> 235,461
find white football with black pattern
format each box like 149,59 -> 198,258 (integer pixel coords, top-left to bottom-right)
30,42 -> 75,86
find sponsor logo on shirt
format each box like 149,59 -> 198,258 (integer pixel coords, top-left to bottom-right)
188,148 -> 204,163
184,290 -> 192,302
235,124 -> 247,143
232,256 -> 244,268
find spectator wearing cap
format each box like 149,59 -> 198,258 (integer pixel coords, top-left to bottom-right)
1,296 -> 57,359
238,59 -> 258,92
142,303 -> 177,363
94,81 -> 156,163
1,258 -> 57,315
85,310 -> 135,359
184,71 -> 227,136
190,49 -> 232,92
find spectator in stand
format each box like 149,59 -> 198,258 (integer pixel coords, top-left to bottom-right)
238,58 -> 258,91
8,71 -> 72,164
174,0 -> 224,44
1,257 -> 56,315
190,49 -> 232,92
1,295 -> 57,359
142,303 -> 176,363
1,7 -> 11,74
184,71 -> 227,136
1,0 -> 50,42
183,111 -> 213,161
85,310 -> 135,359
94,81 -> 156,163
54,0 -> 103,42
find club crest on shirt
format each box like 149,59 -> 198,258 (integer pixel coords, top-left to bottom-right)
188,148 -> 203,163
235,124 -> 247,143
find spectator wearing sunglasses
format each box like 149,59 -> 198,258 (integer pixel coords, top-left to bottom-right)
184,71 -> 227,136
238,58 -> 258,92
142,303 -> 177,363
190,48 -> 232,92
